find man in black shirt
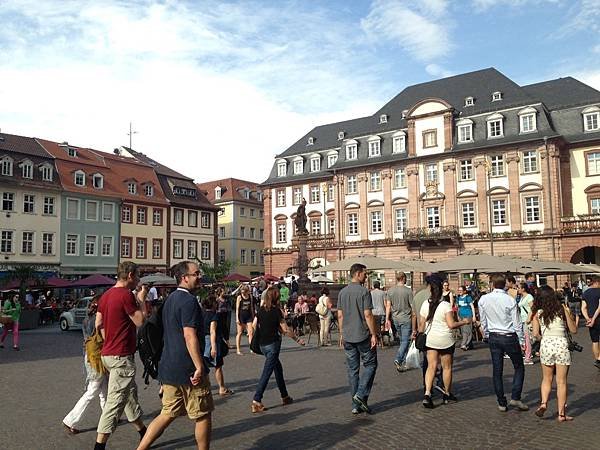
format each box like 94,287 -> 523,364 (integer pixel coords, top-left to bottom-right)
582,275 -> 600,369
138,261 -> 213,450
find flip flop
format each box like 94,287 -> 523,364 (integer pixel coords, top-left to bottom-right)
219,388 -> 234,396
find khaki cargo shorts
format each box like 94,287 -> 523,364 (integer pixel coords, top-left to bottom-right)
161,375 -> 214,420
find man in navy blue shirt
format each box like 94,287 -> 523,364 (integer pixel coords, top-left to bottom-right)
138,261 -> 214,450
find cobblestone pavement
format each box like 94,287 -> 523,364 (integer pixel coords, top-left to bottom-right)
1,324 -> 599,450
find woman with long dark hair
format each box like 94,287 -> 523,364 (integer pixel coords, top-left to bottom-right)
236,285 -> 255,355
517,282 -> 535,365
531,285 -> 577,421
419,280 -> 471,408
251,288 -> 304,413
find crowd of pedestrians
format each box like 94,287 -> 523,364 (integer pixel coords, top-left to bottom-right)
56,259 -> 600,449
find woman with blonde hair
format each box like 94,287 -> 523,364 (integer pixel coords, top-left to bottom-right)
236,284 -> 255,355
251,287 -> 304,412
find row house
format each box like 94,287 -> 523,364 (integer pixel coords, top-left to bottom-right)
39,139 -> 122,276
119,148 -> 218,269
262,68 -> 600,277
0,133 -> 62,271
198,178 -> 264,277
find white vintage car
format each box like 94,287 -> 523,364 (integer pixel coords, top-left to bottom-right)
59,297 -> 93,331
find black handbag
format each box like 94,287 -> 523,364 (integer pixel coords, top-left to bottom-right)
415,321 -> 432,351
250,322 -> 262,354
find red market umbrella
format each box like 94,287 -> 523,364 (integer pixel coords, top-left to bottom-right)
45,277 -> 72,288
222,273 -> 251,282
69,274 -> 115,288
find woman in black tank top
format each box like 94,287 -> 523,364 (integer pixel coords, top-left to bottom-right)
235,285 -> 254,355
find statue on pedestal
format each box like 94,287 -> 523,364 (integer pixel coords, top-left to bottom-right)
294,198 -> 308,235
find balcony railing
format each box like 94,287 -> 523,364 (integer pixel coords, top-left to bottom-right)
560,215 -> 600,234
404,226 -> 461,247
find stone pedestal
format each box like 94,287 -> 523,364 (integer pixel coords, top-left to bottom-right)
296,232 -> 311,285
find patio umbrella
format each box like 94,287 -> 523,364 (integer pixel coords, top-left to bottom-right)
222,273 -> 251,282
45,277 -> 72,288
324,255 -> 422,272
431,253 -> 527,274
310,274 -> 334,283
69,274 -> 115,288
140,272 -> 176,286
524,260 -> 590,274
576,263 -> 600,274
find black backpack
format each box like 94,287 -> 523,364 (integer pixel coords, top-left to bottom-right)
137,302 -> 164,385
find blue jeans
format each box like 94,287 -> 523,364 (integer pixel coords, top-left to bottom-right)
344,337 -> 378,405
488,333 -> 524,407
254,339 -> 288,402
393,320 -> 412,364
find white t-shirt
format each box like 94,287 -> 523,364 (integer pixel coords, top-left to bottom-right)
420,300 -> 454,349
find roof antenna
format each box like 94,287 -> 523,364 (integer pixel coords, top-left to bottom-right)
127,122 -> 138,150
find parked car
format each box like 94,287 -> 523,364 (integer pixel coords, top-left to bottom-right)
59,296 -> 92,331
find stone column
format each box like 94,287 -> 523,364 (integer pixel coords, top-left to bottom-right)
382,168 -> 393,238
443,112 -> 453,152
358,172 -> 369,238
505,151 -> 522,231
407,119 -> 416,157
540,143 -> 561,233
442,160 -> 457,226
474,157 -> 489,231
406,164 -> 420,229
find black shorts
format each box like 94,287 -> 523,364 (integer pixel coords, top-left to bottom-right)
426,345 -> 455,355
238,311 -> 253,324
589,326 -> 600,343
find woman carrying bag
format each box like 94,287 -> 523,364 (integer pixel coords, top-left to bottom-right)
0,293 -> 22,350
250,288 -> 304,413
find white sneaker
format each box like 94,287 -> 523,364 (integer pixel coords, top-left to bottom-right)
509,399 -> 529,411
503,354 -> 510,359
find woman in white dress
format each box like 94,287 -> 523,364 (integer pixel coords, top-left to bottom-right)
419,280 -> 471,408
532,286 -> 577,422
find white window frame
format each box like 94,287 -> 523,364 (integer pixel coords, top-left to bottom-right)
347,175 -> 357,194
461,202 -> 476,227
240,248 -> 247,264
426,206 -> 440,229
127,182 -> 137,194
591,198 -> 600,214
310,156 -> 321,172
369,172 -> 381,191
327,153 -> 338,168
293,159 -> 303,175
93,174 -> 104,189
392,134 -> 406,153
250,249 -> 256,265
588,152 -> 600,176
310,185 -> 320,203
102,202 -> 115,222
347,213 -> 359,236
21,162 -> 33,179
187,240 -> 197,259
277,161 -> 287,177
0,157 -> 13,176
492,199 -> 507,225
492,91 -> 502,101
368,139 -> 381,157
144,185 -> 154,197
43,196 -> 55,215
102,236 -> 114,257
85,235 -> 97,256
310,220 -> 321,236
464,97 -> 474,106
487,119 -> 503,138
2,192 -> 15,211
41,232 -> 53,255
520,113 -> 536,133
457,124 -> 473,143
460,160 -> 473,181
490,155 -> 505,177
85,200 -> 99,221
425,164 -> 438,183
346,143 -> 358,160
583,110 -> 600,132
21,231 -> 34,254
41,165 -> 53,181
173,239 -> 183,259
394,168 -> 406,189
370,210 -> 383,234
277,223 -> 287,243
524,196 -> 541,223
423,130 -> 437,148
201,211 -> 211,228
522,150 -> 538,173
293,187 -> 302,205
276,189 -> 285,207
66,234 -> 79,256
0,230 -> 13,253
394,208 -> 407,233
23,194 -> 35,214
74,170 -> 85,186
66,198 -> 80,220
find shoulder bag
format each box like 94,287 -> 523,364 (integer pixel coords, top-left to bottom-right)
249,314 -> 262,355
415,320 -> 432,351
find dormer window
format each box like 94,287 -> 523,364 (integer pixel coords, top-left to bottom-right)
127,182 -> 137,194
518,107 -> 538,133
244,189 -> 250,199
456,119 -> 474,143
40,164 -> 53,181
293,158 -> 303,175
1,156 -> 13,176
379,114 -> 388,124
74,170 -> 85,186
68,147 -> 77,157
368,136 -> 381,157
93,174 -> 104,189
215,186 -> 222,199
486,113 -> 504,138
464,97 -> 474,106
401,110 -> 408,119
338,131 -> 345,140
20,160 -> 33,179
492,91 -> 502,101
257,192 -> 263,202
392,131 -> 406,153
582,106 -> 600,132
144,185 -> 154,197
345,140 -> 358,160
307,136 -> 314,145
277,161 -> 287,177
327,151 -> 338,168
310,155 -> 321,172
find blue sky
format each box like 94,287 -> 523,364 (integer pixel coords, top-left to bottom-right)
0,0 -> 598,182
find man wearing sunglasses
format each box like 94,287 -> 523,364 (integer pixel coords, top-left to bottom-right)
139,261 -> 214,450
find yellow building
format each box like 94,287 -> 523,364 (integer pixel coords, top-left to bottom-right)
197,178 -> 264,277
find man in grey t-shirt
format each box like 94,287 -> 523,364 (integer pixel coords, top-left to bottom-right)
338,263 -> 378,415
385,273 -> 415,372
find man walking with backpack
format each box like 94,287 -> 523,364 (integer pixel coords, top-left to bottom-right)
338,263 -> 378,415
138,261 -> 214,450
94,262 -> 147,450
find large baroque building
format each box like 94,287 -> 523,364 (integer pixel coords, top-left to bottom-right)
262,68 -> 600,277
197,178 -> 265,277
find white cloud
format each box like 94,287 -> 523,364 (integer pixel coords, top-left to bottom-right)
360,0 -> 454,62
425,64 -> 455,78
0,1 -> 387,183
471,0 -> 560,12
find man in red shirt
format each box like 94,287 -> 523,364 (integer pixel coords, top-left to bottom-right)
94,262 -> 146,450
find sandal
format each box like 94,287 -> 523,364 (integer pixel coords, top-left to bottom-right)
558,413 -> 574,422
219,388 -> 234,396
534,402 -> 547,418
251,401 -> 267,413
62,422 -> 80,435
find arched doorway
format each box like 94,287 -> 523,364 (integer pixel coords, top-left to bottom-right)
570,246 -> 600,264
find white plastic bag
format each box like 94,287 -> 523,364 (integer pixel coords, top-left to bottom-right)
404,341 -> 421,370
